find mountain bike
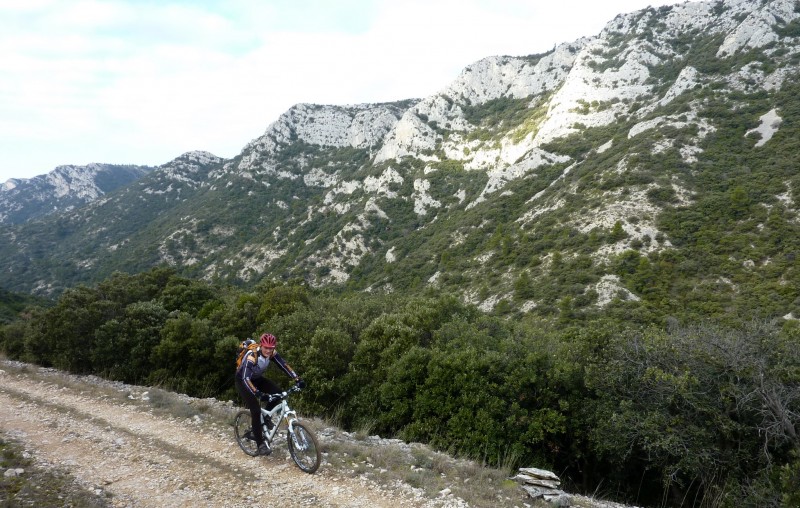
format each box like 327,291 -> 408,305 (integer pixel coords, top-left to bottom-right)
233,385 -> 321,473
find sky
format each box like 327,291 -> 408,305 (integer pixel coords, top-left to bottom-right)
0,0 -> 680,182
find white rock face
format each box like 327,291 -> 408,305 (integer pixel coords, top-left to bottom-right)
746,109 -> 783,147
153,151 -> 223,189
233,102 -> 411,176
375,42 -> 586,164
469,150 -> 570,209
282,103 -> 402,148
373,112 -> 438,164
363,168 -> 404,198
386,246 -> 397,263
533,40 -> 656,146
717,0 -> 798,56
657,66 -> 700,108
304,168 -> 340,188
595,275 -> 641,306
444,45 -> 583,105
47,164 -> 106,199
412,179 -> 441,215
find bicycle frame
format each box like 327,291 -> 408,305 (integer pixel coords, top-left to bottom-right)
260,394 -> 300,444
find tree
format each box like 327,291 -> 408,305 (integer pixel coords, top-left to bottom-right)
299,327 -> 355,414
92,301 -> 169,383
609,220 -> 627,242
43,286 -> 104,372
585,320 -> 800,505
160,278 -> 216,314
149,314 -> 222,397
256,283 -> 311,323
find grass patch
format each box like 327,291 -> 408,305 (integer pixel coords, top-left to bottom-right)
146,387 -> 203,419
318,422 -> 530,508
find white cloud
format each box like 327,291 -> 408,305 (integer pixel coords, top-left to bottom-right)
0,0 -> 677,181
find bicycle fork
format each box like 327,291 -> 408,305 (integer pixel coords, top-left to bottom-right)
288,423 -> 309,450
285,412 -> 309,450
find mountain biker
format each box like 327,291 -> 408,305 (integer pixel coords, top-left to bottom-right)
235,332 -> 305,456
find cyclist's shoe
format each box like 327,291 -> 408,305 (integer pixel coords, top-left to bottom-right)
257,442 -> 272,456
243,430 -> 255,441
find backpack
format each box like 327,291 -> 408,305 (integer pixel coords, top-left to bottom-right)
236,339 -> 259,370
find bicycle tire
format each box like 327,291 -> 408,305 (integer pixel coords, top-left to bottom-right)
287,422 -> 321,473
234,410 -> 259,457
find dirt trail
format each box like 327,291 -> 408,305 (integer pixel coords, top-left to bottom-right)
0,369 -> 434,507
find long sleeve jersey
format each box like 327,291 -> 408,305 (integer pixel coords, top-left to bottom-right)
236,349 -> 299,396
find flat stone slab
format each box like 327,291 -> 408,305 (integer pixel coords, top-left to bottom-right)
518,467 -> 560,481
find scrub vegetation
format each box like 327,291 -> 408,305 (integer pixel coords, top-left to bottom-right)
3,268 -> 800,506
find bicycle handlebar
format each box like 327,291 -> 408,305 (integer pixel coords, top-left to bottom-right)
264,384 -> 302,403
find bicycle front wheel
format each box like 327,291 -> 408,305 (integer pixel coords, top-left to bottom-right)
234,410 -> 259,457
287,422 -> 321,473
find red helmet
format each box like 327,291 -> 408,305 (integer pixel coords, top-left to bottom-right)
260,333 -> 277,348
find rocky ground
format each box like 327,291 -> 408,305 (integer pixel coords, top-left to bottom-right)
0,360 -> 635,507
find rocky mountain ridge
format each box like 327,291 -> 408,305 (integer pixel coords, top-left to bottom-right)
1,0 -> 798,323
0,163 -> 154,225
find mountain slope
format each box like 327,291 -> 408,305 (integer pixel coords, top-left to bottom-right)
0,163 -> 154,225
1,0 -> 798,322
0,151 -> 223,293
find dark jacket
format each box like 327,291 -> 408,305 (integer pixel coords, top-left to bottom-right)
236,349 -> 298,397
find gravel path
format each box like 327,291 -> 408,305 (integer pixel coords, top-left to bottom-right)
0,369 -> 437,507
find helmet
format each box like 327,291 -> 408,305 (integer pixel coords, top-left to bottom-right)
260,333 -> 277,348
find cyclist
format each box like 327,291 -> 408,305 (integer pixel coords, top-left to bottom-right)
235,332 -> 305,455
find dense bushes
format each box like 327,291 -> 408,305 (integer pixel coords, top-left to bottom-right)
2,267 -> 799,506
585,320 -> 800,504
0,289 -> 46,325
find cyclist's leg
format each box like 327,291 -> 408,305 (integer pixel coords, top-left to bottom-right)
252,378 -> 280,430
235,377 -> 265,445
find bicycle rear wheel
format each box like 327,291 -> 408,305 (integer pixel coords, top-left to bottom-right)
234,410 -> 259,457
287,422 -> 321,473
